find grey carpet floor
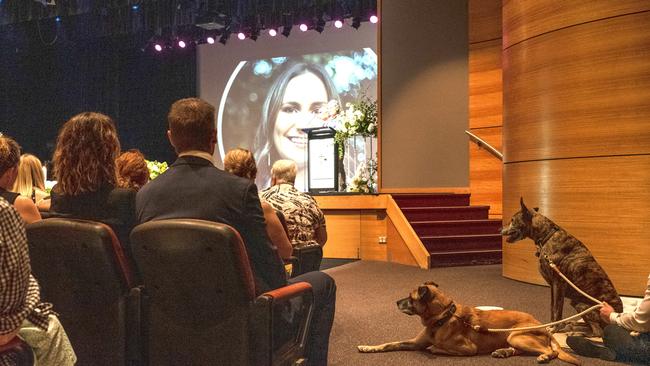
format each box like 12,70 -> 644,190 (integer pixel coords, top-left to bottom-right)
324,261 -> 624,366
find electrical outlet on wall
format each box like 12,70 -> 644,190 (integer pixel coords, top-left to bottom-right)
378,236 -> 387,244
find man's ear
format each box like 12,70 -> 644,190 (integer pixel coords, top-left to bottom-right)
167,130 -> 175,148
417,285 -> 431,301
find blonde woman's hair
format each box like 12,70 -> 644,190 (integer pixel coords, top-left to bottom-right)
224,148 -> 257,180
271,159 -> 297,184
53,112 -> 121,195
0,134 -> 21,177
12,154 -> 45,197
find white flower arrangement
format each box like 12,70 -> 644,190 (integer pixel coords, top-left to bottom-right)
319,97 -> 378,155
146,160 -> 169,180
347,159 -> 377,194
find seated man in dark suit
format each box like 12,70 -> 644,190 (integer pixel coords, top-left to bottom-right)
136,98 -> 336,366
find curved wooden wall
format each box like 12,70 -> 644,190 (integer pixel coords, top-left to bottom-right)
469,0 -> 503,218
502,1 -> 650,296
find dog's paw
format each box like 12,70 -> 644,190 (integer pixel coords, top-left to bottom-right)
357,345 -> 378,353
491,348 -> 516,358
536,354 -> 551,364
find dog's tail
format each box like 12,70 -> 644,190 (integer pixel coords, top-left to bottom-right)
551,335 -> 581,365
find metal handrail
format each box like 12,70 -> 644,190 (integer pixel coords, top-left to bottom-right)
465,130 -> 503,161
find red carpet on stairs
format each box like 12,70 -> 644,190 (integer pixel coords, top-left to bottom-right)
393,193 -> 502,267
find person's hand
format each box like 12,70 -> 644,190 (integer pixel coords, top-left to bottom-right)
600,302 -> 615,324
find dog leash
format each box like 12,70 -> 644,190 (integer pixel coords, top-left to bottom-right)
476,255 -> 604,333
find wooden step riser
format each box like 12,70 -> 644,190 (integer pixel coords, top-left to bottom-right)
413,223 -> 502,236
429,251 -> 502,268
403,208 -> 489,221
393,194 -> 470,208
423,237 -> 502,252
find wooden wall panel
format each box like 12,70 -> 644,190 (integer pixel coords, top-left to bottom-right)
469,127 -> 502,217
386,217 -> 418,266
504,11 -> 650,163
502,156 -> 650,296
469,0 -> 502,43
469,0 -> 503,219
469,39 -> 502,129
502,0 -> 650,48
360,211 -> 388,261
322,211 -> 360,259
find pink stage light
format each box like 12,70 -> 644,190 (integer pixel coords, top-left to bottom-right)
206,36 -> 215,44
154,44 -> 163,52
268,29 -> 277,37
369,15 -> 379,24
178,40 -> 186,48
334,20 -> 343,28
299,23 -> 308,32
237,32 -> 246,40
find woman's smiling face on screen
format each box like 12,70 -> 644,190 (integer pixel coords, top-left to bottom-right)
273,71 -> 328,163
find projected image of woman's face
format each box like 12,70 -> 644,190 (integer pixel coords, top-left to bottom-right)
273,71 -> 328,163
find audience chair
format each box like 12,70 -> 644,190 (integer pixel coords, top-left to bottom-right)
0,337 -> 34,366
26,219 -> 143,366
130,219 -> 314,366
275,210 -> 323,277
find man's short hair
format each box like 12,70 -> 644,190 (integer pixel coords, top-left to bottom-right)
271,159 -> 297,184
168,98 -> 216,153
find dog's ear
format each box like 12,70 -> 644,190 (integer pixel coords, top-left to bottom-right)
417,285 -> 431,301
520,197 -> 533,221
423,281 -> 439,287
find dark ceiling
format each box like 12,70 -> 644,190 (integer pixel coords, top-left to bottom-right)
0,0 -> 377,46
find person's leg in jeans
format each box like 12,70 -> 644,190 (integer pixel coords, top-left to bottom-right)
289,271 -> 336,366
603,324 -> 650,364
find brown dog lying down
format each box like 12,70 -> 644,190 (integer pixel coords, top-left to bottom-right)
358,282 -> 580,364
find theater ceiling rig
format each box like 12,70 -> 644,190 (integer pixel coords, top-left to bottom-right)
0,0 -> 377,51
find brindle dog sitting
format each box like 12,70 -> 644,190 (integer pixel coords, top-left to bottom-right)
358,282 -> 580,364
501,198 -> 623,337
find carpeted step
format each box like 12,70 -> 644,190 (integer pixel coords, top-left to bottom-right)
392,193 -> 470,208
422,234 -> 502,252
429,249 -> 502,268
401,205 -> 489,221
411,219 -> 502,236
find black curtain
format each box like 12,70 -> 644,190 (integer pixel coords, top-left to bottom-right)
0,31 -> 196,165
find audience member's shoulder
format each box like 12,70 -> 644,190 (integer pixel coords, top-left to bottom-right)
0,197 -> 22,225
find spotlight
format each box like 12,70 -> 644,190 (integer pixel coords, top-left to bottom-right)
268,28 -> 277,37
369,15 -> 378,24
154,44 -> 163,52
250,28 -> 260,41
282,25 -> 292,37
351,17 -> 361,29
131,5 -> 139,11
219,32 -> 229,44
299,23 -> 308,32
237,32 -> 246,40
178,40 -> 186,48
206,36 -> 215,44
55,16 -> 61,22
334,20 -> 343,28
315,19 -> 326,33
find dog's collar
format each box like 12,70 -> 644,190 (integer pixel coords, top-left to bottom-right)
432,302 -> 457,328
535,227 -> 558,248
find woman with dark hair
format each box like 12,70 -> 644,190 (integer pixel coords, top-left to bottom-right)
253,62 -> 341,191
224,148 -> 293,259
115,149 -> 149,191
49,112 -> 136,251
0,134 -> 42,224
